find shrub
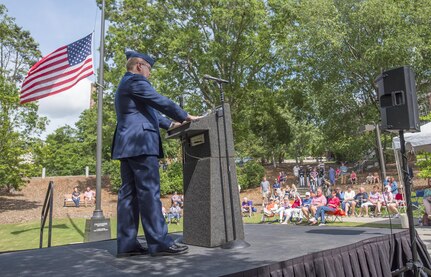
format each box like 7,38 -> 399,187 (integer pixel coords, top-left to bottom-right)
103,160 -> 121,192
237,160 -> 265,190
160,162 -> 183,195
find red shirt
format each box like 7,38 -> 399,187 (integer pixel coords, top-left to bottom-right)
395,193 -> 404,201
328,197 -> 340,208
292,199 -> 302,208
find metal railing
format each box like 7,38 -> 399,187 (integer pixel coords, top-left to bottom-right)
40,181 -> 54,248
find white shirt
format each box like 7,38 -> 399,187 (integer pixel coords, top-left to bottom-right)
344,190 -> 356,200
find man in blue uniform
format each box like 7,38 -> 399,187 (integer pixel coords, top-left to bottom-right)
112,50 -> 199,257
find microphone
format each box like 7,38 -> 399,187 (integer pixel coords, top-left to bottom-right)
202,74 -> 230,84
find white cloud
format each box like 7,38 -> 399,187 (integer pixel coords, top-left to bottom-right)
38,78 -> 93,137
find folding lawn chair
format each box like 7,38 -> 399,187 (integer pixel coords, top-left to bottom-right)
326,209 -> 345,223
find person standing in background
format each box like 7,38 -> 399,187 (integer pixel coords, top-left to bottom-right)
340,163 -> 348,185
260,176 -> 271,206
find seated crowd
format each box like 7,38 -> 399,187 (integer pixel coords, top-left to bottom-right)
249,174 -> 405,226
162,192 -> 184,224
158,172 -> 410,227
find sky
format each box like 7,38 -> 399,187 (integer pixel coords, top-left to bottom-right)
1,0 -> 103,138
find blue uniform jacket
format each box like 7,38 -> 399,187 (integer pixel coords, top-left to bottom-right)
111,72 -> 188,159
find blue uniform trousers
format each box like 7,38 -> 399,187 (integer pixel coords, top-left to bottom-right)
117,155 -> 173,254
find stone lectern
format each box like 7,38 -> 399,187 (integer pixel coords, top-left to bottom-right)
167,104 -> 245,248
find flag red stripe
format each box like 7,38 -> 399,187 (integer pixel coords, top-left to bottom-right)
27,46 -> 67,74
21,58 -> 92,95
20,67 -> 93,103
22,52 -> 68,86
20,62 -> 93,98
20,72 -> 93,104
25,52 -> 68,78
22,61 -> 69,90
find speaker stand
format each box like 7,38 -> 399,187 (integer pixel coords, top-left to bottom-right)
392,130 -> 431,276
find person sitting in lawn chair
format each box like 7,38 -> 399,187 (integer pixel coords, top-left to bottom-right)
359,185 -> 382,217
382,186 -> 400,218
261,198 -> 278,222
276,197 -> 292,224
342,186 -> 356,216
167,202 -> 182,224
309,190 -> 340,226
302,188 -> 326,222
241,197 -> 254,217
171,191 -> 183,207
296,192 -> 311,224
289,193 -> 303,224
353,186 -> 368,217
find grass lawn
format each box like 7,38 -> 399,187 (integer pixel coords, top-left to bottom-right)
0,217 -> 183,252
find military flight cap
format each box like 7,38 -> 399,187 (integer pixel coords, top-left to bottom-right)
125,50 -> 155,67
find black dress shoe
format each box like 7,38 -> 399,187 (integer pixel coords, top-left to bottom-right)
117,246 -> 149,258
151,244 -> 189,256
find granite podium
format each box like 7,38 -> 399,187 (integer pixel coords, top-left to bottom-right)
167,104 -> 246,248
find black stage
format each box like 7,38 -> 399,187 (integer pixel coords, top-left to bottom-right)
0,225 -> 429,276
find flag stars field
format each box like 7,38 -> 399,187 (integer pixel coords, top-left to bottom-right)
68,35 -> 92,66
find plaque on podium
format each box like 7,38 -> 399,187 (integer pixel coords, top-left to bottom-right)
167,104 -> 245,248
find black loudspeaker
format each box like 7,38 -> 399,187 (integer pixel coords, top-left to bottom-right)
376,66 -> 420,132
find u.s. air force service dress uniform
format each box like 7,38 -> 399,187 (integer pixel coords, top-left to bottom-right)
111,51 -> 188,255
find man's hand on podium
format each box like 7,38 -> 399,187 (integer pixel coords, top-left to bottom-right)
169,115 -> 201,129
185,114 -> 201,122
170,122 -> 183,129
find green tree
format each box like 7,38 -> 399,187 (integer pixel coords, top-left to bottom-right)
33,126 -> 95,176
101,0 -> 289,161
416,113 -> 431,179
237,160 -> 265,190
90,0 -> 431,189
269,0 -> 431,160
160,162 -> 184,195
0,5 -> 46,191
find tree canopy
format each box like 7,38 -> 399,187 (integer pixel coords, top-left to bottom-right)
99,0 -> 431,163
0,4 -> 46,191
2,0 -> 431,191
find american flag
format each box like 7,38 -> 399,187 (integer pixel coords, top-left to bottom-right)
20,34 -> 94,104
